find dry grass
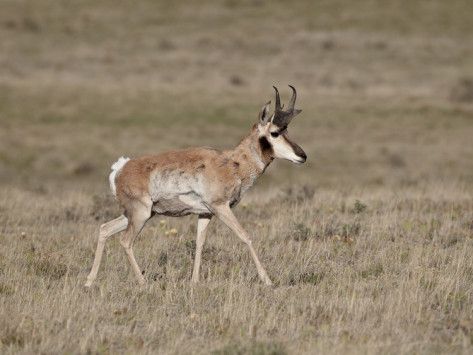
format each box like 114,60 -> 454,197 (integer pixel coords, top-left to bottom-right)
1,0 -> 473,354
1,186 -> 472,354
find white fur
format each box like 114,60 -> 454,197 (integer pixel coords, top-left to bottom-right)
271,137 -> 303,163
109,156 -> 130,196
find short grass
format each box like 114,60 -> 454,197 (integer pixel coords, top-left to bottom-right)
1,0 -> 473,354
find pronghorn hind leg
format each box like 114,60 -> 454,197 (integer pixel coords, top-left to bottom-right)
85,215 -> 128,287
191,215 -> 211,283
212,204 -> 273,286
119,200 -> 152,285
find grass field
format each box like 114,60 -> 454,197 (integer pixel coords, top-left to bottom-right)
1,0 -> 473,353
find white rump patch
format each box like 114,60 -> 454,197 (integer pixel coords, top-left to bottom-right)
109,156 -> 130,196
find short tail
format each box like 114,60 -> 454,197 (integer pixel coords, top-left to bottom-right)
109,156 -> 130,196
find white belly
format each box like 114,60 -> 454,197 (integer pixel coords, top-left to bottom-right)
149,170 -> 210,216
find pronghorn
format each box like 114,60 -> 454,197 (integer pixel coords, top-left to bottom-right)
85,86 -> 306,287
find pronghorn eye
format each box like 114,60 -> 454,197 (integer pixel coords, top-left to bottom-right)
270,132 -> 279,138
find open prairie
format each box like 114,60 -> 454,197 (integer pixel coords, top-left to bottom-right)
1,0 -> 473,354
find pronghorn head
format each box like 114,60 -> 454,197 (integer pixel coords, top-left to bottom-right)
257,85 -> 307,164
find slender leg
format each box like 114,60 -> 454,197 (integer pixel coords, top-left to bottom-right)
192,215 -> 211,283
85,215 -> 128,287
212,204 -> 273,286
119,202 -> 151,285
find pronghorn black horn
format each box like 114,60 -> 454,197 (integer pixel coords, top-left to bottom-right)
288,85 -> 297,111
273,86 -> 282,111
271,85 -> 302,127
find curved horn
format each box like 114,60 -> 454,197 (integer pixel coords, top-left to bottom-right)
273,86 -> 282,111
288,85 -> 297,111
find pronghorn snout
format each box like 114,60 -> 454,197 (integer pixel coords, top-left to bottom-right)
268,133 -> 307,164
294,144 -> 307,163
286,136 -> 306,164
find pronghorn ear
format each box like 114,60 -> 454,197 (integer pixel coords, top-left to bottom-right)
258,101 -> 272,125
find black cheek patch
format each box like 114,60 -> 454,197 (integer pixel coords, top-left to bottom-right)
259,136 -> 273,155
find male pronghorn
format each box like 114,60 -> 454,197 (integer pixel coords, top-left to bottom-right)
85,86 -> 306,287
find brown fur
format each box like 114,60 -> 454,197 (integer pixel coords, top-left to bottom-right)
115,126 -> 270,210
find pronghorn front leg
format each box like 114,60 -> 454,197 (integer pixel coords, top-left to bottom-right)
212,204 -> 273,286
191,215 -> 211,283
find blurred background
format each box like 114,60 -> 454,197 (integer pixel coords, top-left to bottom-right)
1,0 -> 473,193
